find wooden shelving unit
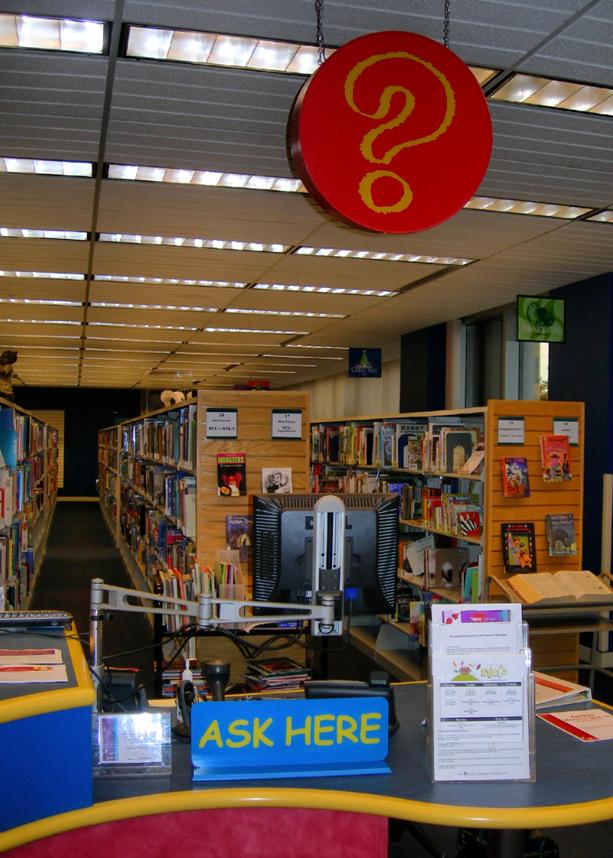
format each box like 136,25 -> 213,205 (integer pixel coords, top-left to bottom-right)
98,389 -> 311,609
0,397 -> 58,609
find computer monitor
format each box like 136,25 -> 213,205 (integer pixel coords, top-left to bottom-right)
252,493 -> 399,618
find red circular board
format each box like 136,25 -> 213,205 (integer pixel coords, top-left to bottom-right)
288,31 -> 492,234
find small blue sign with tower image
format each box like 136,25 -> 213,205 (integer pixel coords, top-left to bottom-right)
348,347 -> 382,378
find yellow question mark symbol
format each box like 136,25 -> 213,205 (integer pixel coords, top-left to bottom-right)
344,52 -> 456,214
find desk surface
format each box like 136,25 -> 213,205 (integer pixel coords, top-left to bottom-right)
1,682 -> 612,853
0,626 -> 94,721
91,683 -> 613,828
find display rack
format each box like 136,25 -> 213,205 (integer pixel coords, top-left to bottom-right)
0,396 -> 58,609
311,399 -> 585,678
98,389 -> 310,623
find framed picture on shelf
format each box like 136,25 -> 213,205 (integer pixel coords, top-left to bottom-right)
501,522 -> 537,573
516,295 -> 565,343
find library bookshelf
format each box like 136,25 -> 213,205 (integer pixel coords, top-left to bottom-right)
0,396 -> 58,609
310,399 -> 585,678
97,389 -> 310,621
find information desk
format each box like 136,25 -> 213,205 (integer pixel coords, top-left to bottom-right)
0,625 -> 95,831
1,682 -> 612,856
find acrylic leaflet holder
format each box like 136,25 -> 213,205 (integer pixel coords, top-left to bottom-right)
92,712 -> 172,777
426,603 -> 535,783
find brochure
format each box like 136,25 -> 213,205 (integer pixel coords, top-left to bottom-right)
538,708 -> 613,742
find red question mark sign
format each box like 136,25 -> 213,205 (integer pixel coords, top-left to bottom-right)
288,31 -> 492,234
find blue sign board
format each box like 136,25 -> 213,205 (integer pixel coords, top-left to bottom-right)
348,348 -> 382,378
191,697 -> 390,781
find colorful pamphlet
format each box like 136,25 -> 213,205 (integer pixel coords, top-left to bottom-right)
501,457 -> 531,498
216,452 -> 246,496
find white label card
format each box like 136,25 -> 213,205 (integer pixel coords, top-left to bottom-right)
271,409 -> 302,439
497,417 -> 525,445
206,408 -> 238,438
553,418 -> 579,445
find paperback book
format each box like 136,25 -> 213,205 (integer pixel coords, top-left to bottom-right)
225,514 -> 252,562
540,434 -> 572,482
500,457 -> 531,498
545,513 -> 577,556
216,452 -> 246,496
501,521 -> 537,573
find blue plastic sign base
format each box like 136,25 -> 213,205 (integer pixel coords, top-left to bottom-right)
191,697 -> 390,782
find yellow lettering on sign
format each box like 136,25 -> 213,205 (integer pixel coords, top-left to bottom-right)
360,712 -> 383,744
226,719 -> 251,748
313,713 -> 335,746
253,717 -> 274,747
336,714 -> 359,743
197,720 -> 223,749
285,715 -> 312,746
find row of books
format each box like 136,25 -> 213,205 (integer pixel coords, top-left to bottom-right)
311,418 -> 483,476
120,460 -> 196,538
121,403 -> 197,470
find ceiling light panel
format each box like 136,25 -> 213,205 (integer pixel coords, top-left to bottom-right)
0,228 -> 87,240
491,73 -> 613,116
107,164 -> 304,193
0,270 -> 85,280
98,233 -> 289,253
587,211 -> 613,223
223,307 -> 345,319
94,274 -> 246,289
464,197 -> 592,219
0,15 -> 106,52
0,158 -> 93,176
253,282 -> 394,297
294,246 -> 472,265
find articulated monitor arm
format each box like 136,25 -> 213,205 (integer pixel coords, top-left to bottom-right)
89,577 -> 336,702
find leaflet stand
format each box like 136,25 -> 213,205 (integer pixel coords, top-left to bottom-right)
426,603 -> 535,783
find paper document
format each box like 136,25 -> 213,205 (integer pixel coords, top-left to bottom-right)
538,708 -> 613,742
0,648 -> 63,665
0,663 -> 68,682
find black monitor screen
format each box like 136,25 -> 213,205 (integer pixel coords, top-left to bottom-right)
253,493 -> 399,616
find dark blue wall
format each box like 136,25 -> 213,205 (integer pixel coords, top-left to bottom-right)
14,387 -> 141,497
399,324 -> 447,412
549,273 -> 613,573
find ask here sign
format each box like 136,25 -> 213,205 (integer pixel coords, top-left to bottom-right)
191,697 -> 390,780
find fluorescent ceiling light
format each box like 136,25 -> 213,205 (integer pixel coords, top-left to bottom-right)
91,301 -> 217,312
0,270 -> 84,279
286,344 -> 347,351
294,246 -> 472,265
88,321 -> 198,331
262,353 -> 341,361
465,196 -> 591,219
587,211 -> 613,223
3,318 -> 81,325
204,327 -> 307,335
0,227 -> 87,240
125,24 -> 495,85
0,297 -> 81,306
0,157 -> 92,176
94,274 -> 246,288
491,73 -> 613,116
253,282 -> 394,297
108,163 -> 304,192
0,15 -> 105,53
224,307 -> 345,319
98,233 -> 289,253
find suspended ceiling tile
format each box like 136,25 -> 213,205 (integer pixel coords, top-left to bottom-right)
0,237 -> 90,271
0,175 -> 95,229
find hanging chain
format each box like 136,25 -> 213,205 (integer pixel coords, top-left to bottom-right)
315,0 -> 326,64
443,0 -> 450,49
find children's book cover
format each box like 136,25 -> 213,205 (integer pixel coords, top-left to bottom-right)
261,467 -> 292,494
540,435 -> 572,483
545,513 -> 577,556
216,452 -> 246,496
225,514 -> 252,562
501,522 -> 537,573
501,457 -> 531,498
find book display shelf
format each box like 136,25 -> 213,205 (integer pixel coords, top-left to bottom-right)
0,397 -> 58,609
98,389 -> 310,627
311,399 -> 586,679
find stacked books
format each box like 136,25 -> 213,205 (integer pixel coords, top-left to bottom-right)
243,656 -> 310,692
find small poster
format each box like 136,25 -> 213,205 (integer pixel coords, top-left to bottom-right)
348,347 -> 382,378
500,457 -> 531,498
216,452 -> 246,496
206,408 -> 238,438
272,409 -> 302,439
261,467 -> 292,494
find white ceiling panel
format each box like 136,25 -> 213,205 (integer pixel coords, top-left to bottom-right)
0,0 -> 611,389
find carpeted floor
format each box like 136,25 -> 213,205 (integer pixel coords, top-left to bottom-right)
30,500 -> 156,694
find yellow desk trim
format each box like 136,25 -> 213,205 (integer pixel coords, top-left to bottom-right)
0,627 -> 94,724
2,788 -> 613,851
